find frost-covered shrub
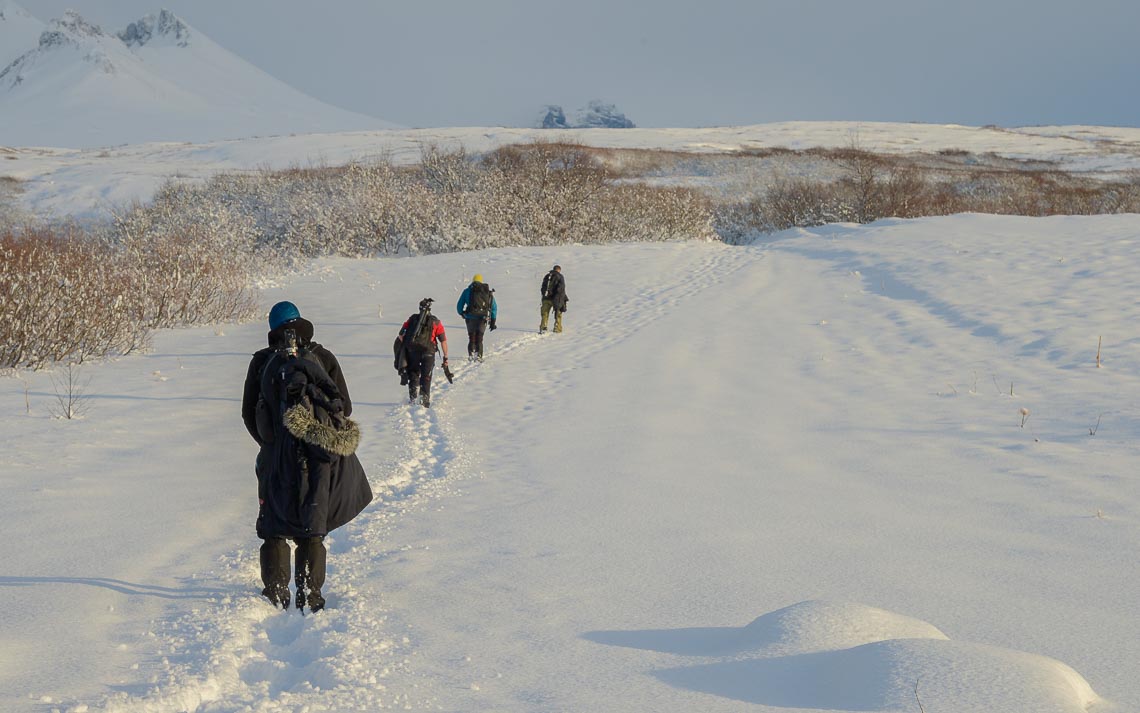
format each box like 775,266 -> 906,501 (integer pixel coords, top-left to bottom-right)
713,158 -> 1140,242
0,227 -> 145,369
131,141 -> 716,259
109,187 -> 261,329
0,191 -> 265,369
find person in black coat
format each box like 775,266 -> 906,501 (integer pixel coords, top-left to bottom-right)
241,301 -> 372,612
539,264 -> 568,333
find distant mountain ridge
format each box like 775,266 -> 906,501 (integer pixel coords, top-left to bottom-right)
0,0 -> 44,69
0,4 -> 399,148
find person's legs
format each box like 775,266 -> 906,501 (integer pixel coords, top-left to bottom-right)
554,308 -> 563,333
419,353 -> 436,406
293,536 -> 326,611
540,300 -> 552,332
259,537 -> 291,608
473,319 -> 488,359
407,368 -> 419,401
407,349 -> 422,401
466,319 -> 478,358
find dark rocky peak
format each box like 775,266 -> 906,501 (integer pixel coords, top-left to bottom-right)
576,100 -> 635,129
119,9 -> 191,48
39,10 -> 105,49
538,105 -> 570,129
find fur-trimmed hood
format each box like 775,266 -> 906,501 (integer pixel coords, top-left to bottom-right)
283,405 -> 360,456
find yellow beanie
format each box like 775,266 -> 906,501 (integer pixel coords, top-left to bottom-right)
473,274 -> 483,283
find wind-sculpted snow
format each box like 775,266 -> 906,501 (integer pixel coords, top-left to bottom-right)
591,601 -> 1099,712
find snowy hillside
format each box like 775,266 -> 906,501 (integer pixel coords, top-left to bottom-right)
0,9 -> 397,148
0,0 -> 43,69
2,214 -> 1138,712
6,121 -> 1140,220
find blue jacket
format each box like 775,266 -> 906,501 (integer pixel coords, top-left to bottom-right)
457,283 -> 498,321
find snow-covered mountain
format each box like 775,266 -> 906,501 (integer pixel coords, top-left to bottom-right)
0,8 -> 399,148
0,0 -> 43,69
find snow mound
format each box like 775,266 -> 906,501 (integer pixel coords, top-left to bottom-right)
741,599 -> 948,655
658,636 -> 1101,712
593,600 -> 1102,712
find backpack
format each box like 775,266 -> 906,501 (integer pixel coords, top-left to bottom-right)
468,282 -> 493,317
542,270 -> 561,299
260,329 -> 359,458
405,311 -> 438,353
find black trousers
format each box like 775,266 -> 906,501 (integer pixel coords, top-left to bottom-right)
405,348 -> 436,399
260,536 -> 326,595
465,318 -> 488,357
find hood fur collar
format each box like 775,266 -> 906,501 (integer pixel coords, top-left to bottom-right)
283,405 -> 360,456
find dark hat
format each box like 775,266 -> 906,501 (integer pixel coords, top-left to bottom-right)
553,264 -> 561,271
268,301 -> 301,330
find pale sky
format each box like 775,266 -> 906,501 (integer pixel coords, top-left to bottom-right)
13,0 -> 1140,129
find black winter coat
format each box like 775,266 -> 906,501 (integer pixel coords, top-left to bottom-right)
241,322 -> 372,539
541,270 -> 568,311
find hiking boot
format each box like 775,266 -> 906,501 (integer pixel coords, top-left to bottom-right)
262,584 -> 291,609
306,590 -> 325,612
421,393 -> 431,408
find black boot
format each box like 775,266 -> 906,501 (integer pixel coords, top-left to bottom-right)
294,537 -> 327,613
260,538 -> 291,608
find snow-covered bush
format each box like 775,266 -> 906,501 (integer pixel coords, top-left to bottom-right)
125,142 -> 714,259
109,186 -> 261,329
712,154 -> 1140,241
1,190 -> 264,369
0,227 -> 146,369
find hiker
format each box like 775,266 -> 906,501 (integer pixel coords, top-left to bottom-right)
241,301 -> 373,612
395,298 -> 449,408
540,264 -> 568,333
456,273 -> 498,361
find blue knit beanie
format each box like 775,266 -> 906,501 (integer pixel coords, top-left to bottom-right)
268,301 -> 301,330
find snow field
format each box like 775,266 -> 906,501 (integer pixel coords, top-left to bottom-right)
2,220 -> 1137,712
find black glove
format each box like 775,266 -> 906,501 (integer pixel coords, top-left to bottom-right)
489,318 -> 497,331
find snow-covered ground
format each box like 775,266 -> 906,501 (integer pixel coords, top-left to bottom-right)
3,212 -> 1138,712
6,121 -> 1140,220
